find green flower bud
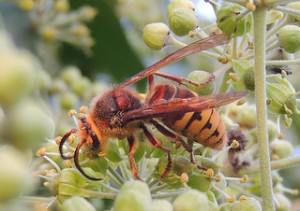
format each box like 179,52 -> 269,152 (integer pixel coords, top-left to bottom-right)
267,76 -> 299,115
7,99 -> 55,150
187,172 -> 213,192
243,70 -> 255,91
267,120 -> 278,141
60,92 -> 79,110
195,155 -> 222,174
49,78 -> 68,94
231,197 -> 262,211
267,10 -> 283,25
278,25 -> 300,53
37,69 -> 52,90
168,8 -> 198,36
57,168 -> 102,202
173,189 -> 209,211
71,76 -> 91,97
275,193 -> 291,211
120,181 -> 151,198
219,203 -> 233,211
217,3 -> 252,37
143,23 -> 170,50
236,104 -> 256,128
186,70 -> 216,95
173,156 -> 191,176
229,59 -> 253,91
114,181 -> 151,211
61,66 -> 82,85
167,0 -> 195,17
0,49 -> 37,106
61,196 -> 96,211
155,157 -> 182,188
0,146 -> 31,201
150,199 -> 173,211
270,140 -> 293,159
287,2 -> 300,22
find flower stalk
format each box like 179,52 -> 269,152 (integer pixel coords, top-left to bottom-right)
253,7 -> 275,211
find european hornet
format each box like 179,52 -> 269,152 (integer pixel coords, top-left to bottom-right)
59,34 -> 247,180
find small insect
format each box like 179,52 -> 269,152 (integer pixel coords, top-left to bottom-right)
59,34 -> 247,180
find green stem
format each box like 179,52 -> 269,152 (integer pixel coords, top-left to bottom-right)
253,7 -> 275,211
266,59 -> 300,65
241,156 -> 300,174
119,161 -> 131,181
274,5 -> 300,16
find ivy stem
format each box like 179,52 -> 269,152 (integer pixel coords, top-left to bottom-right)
253,7 -> 275,211
241,156 -> 300,175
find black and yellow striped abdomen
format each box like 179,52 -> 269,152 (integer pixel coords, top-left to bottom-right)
146,84 -> 227,150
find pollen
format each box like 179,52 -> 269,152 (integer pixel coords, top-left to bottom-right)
66,160 -> 72,168
240,174 -> 248,183
55,136 -> 62,145
246,1 -> 256,11
68,109 -> 77,116
41,169 -> 48,176
215,175 -> 222,182
278,133 -> 284,140
41,28 -> 57,41
226,195 -> 236,203
69,135 -> 76,144
36,147 -> 46,157
239,195 -> 247,202
230,140 -> 240,149
180,173 -> 189,183
49,169 -> 57,175
206,168 -> 214,177
77,113 -> 86,119
80,106 -> 88,113
218,56 -> 228,64
18,0 -> 35,11
98,152 -> 107,157
55,0 -> 69,12
189,31 -> 195,38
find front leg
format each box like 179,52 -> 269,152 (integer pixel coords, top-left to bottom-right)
127,136 -> 142,180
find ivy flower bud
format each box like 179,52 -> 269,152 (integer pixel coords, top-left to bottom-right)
150,199 -> 173,211
267,10 -> 283,25
0,49 -> 37,106
79,6 -> 98,21
266,76 -> 299,115
0,146 -> 30,201
167,0 -> 195,17
8,99 -> 55,150
143,23 -> 170,50
287,2 -> 300,22
57,168 -> 102,202
228,59 -> 253,91
61,196 -> 96,211
270,140 -> 293,159
168,8 -> 198,36
114,181 -> 152,211
278,25 -> 300,53
173,189 -> 209,211
187,172 -> 214,192
186,70 -> 216,95
61,66 -> 82,85
231,197 -> 262,211
217,3 -> 252,37
275,193 -> 291,211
